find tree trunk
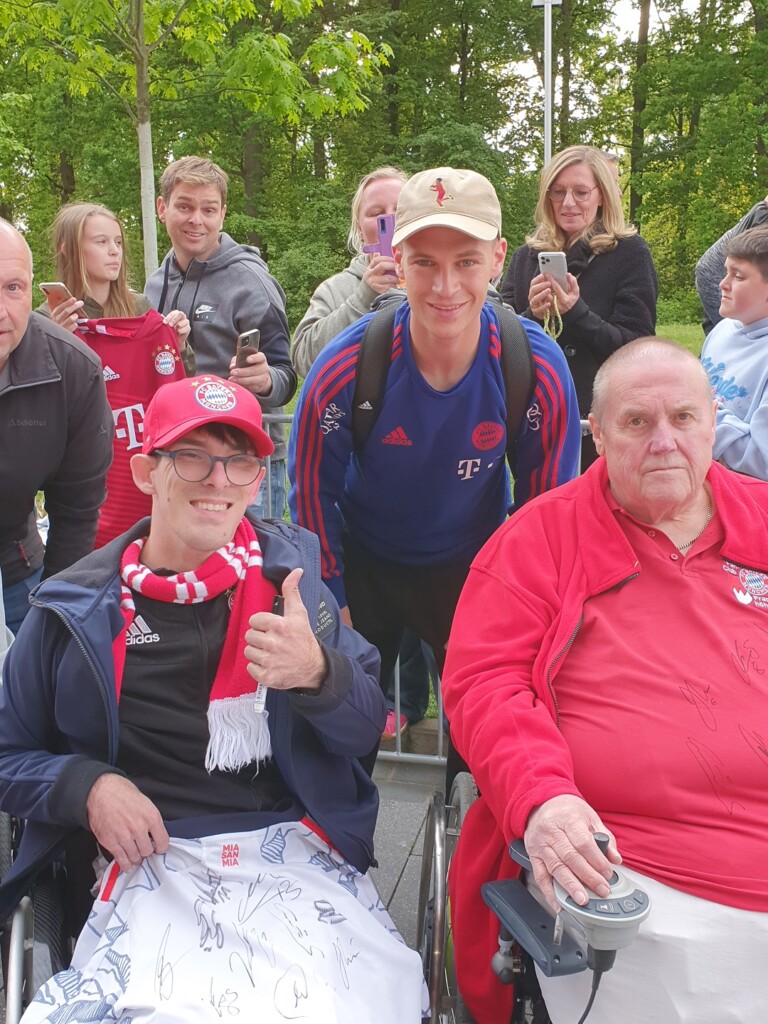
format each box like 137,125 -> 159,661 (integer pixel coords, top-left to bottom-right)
312,133 -> 327,181
59,151 -> 76,204
383,0 -> 400,136
557,0 -> 572,149
243,124 -> 265,251
754,3 -> 768,182
629,0 -> 651,225
134,0 -> 159,279
458,18 -> 469,107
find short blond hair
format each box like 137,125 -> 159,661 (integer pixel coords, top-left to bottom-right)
347,166 -> 408,254
159,156 -> 229,205
527,145 -> 636,255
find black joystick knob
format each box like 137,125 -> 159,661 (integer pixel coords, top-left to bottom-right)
593,832 -> 610,856
593,832 -> 619,885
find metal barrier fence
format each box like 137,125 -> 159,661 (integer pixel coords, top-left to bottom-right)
263,412 -> 592,766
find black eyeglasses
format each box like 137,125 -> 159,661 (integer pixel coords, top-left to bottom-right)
153,448 -> 263,486
547,185 -> 600,204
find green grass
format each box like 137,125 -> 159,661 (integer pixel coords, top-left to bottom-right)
657,323 -> 703,356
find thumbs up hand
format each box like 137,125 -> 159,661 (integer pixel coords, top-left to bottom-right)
244,568 -> 327,691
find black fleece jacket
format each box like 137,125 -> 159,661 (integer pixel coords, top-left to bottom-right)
0,312 -> 113,585
500,234 -> 658,412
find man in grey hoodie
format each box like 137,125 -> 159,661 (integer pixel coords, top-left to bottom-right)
145,156 -> 296,517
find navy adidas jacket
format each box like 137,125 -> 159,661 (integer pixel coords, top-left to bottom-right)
0,517 -> 384,920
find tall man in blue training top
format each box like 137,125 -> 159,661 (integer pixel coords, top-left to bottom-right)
289,167 -> 581,769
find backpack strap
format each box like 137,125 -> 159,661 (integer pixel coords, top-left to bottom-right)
351,298 -> 537,467
493,301 -> 536,471
351,302 -> 400,456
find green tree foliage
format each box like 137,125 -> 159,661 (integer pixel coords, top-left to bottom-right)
0,0 -> 389,274
1,0 -> 767,329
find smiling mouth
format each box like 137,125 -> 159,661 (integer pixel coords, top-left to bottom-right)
192,500 -> 230,512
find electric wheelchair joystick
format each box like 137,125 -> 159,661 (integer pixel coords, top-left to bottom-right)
482,831 -> 650,1023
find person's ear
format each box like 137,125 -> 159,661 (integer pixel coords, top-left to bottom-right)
157,196 -> 167,223
588,413 -> 605,456
247,465 -> 267,505
491,237 -> 507,280
393,244 -> 404,279
131,453 -> 158,495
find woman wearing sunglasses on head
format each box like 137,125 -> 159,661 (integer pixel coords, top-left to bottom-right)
500,145 -> 658,467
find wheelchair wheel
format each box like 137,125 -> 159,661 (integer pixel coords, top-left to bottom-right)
30,868 -> 68,990
418,790 -> 446,1023
5,866 -> 69,1024
418,773 -> 478,1024
444,773 -> 478,1023
0,812 -> 14,879
0,812 -> 18,997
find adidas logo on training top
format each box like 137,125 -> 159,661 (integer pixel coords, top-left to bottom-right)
357,400 -> 373,411
103,366 -> 120,382
381,426 -> 413,446
126,615 -> 160,646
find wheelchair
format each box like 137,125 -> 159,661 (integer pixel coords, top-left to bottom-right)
0,814 -> 81,1024
417,773 -> 551,1024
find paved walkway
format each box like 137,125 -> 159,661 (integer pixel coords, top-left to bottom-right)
371,754 -> 445,950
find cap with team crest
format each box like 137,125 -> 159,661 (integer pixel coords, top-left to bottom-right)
391,167 -> 502,246
142,375 -> 274,457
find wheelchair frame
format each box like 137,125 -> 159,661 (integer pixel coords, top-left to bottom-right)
1,815 -> 72,1024
417,774 -> 552,1024
418,772 -> 478,1024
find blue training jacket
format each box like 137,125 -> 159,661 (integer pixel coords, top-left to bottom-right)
289,301 -> 581,607
0,517 -> 384,920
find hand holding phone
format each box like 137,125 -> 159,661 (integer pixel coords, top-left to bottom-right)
362,214 -> 396,258
537,252 -> 570,293
39,282 -> 75,310
236,329 -> 260,368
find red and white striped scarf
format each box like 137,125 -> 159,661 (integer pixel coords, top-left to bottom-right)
114,518 -> 278,772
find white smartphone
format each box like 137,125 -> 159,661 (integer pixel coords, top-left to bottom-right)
537,252 -> 570,292
39,282 -> 75,310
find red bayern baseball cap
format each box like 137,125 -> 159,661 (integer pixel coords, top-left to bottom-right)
142,375 -> 274,457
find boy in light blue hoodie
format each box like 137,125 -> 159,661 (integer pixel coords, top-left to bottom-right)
701,225 -> 768,479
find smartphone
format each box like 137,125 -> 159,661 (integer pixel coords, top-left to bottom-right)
362,213 -> 396,258
236,328 -> 260,368
537,252 -> 570,292
39,282 -> 75,310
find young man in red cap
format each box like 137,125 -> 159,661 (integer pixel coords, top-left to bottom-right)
0,375 -> 425,1022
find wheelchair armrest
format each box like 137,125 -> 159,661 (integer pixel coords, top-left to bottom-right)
481,879 -> 588,978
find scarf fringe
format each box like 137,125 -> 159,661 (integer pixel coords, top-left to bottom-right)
205,694 -> 273,772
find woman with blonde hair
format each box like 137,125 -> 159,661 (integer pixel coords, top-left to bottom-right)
37,202 -> 190,359
500,145 -> 658,465
291,166 -> 407,378
36,201 -> 192,547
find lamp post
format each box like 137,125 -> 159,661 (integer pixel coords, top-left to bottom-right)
532,0 -> 562,164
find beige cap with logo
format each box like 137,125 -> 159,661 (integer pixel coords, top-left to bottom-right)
391,167 -> 502,246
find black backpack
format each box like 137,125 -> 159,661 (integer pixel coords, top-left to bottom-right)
351,296 -> 536,468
